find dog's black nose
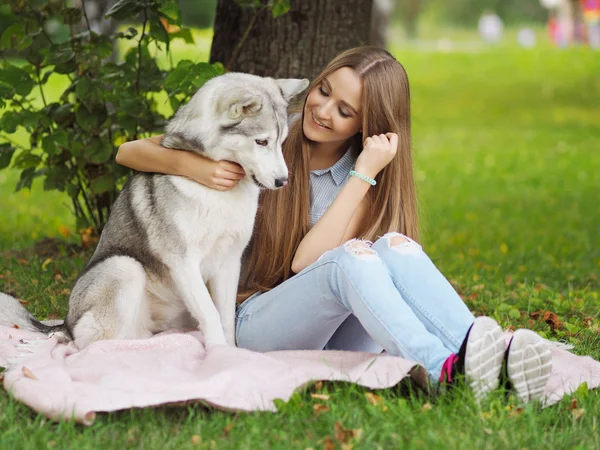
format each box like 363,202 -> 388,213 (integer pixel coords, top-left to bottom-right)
275,178 -> 288,188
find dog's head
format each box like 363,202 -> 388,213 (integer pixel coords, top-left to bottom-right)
165,73 -> 308,190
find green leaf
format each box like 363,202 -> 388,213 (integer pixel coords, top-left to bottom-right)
45,46 -> 76,65
157,0 -> 181,25
42,135 -> 58,156
12,152 -> 41,170
270,0 -> 290,18
170,29 -> 194,44
0,65 -> 34,97
0,143 -> 15,169
0,111 -> 20,133
86,138 -> 113,164
42,166 -> 69,192
119,96 -> 143,117
0,23 -> 26,50
75,76 -> 92,103
54,129 -> 69,149
105,0 -> 144,20
0,80 -> 15,99
75,104 -> 106,130
508,308 -> 521,320
66,183 -> 80,199
150,12 -> 170,49
15,167 -> 37,192
575,382 -> 589,400
62,7 -> 83,25
90,173 -> 115,194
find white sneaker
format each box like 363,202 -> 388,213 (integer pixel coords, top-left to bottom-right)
505,329 -> 552,403
460,316 -> 506,400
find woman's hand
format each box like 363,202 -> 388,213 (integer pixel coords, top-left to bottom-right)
182,153 -> 246,191
354,133 -> 398,179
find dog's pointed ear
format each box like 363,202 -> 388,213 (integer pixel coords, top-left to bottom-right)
217,89 -> 263,122
275,78 -> 310,102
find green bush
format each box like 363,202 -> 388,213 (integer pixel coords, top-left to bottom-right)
0,0 -> 223,233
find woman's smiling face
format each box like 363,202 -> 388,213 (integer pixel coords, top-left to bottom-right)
302,67 -> 363,146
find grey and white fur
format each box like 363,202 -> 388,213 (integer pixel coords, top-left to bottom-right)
0,72 -> 309,349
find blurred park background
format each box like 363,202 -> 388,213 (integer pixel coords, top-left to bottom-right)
0,0 -> 599,446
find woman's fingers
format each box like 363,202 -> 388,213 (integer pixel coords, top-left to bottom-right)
386,133 -> 398,151
220,161 -> 246,175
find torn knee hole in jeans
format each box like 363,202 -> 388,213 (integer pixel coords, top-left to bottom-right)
382,232 -> 422,253
343,239 -> 378,259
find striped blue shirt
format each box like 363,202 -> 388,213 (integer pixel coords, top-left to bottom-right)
309,146 -> 358,228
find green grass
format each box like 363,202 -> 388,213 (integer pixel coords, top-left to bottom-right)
1,27 -> 600,449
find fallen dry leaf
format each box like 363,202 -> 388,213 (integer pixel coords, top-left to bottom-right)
542,311 -> 563,330
364,392 -> 382,406
80,227 -> 99,248
13,324 -> 19,329
568,398 -> 578,410
422,402 -> 432,412
483,428 -> 493,435
507,406 -> 524,418
323,437 -> 335,450
18,298 -> 29,306
22,366 -> 38,380
41,258 -> 52,271
222,421 -> 234,437
313,404 -> 330,415
311,394 -> 330,401
572,408 -> 585,420
313,381 -> 323,391
191,435 -> 201,445
334,422 -> 362,445
17,258 -> 29,266
58,225 -> 72,238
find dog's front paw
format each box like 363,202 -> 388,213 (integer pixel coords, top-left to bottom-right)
203,329 -> 227,348
225,332 -> 236,347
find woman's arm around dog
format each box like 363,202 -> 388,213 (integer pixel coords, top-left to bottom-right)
116,135 -> 246,191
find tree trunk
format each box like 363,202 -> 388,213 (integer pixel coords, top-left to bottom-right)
210,0 -> 374,80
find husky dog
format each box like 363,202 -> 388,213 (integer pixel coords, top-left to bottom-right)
1,73 -> 309,349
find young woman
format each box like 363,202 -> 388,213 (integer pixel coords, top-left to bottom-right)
116,47 -> 552,402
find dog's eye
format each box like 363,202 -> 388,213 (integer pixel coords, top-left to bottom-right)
255,139 -> 268,146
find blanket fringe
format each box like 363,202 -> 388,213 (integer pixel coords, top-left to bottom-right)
544,338 -> 574,351
6,338 -> 47,369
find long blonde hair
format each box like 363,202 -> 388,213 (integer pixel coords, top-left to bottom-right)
238,46 -> 417,301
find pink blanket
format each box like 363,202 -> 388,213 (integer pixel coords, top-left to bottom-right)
1,325 -> 598,425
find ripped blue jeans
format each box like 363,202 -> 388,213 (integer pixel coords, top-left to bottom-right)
235,233 -> 475,380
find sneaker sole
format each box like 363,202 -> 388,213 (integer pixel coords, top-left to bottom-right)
507,329 -> 552,403
464,317 -> 506,400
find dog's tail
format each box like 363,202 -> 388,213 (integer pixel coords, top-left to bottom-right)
0,292 -> 68,335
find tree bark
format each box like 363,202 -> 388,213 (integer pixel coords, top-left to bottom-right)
210,0 -> 374,80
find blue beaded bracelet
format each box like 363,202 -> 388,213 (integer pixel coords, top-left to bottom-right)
349,170 -> 376,186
